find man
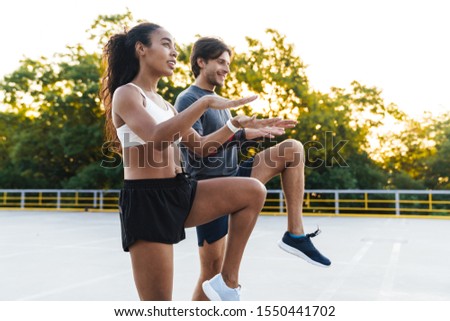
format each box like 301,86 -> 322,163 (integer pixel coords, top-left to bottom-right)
175,37 -> 331,301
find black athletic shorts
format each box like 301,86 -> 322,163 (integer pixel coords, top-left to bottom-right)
195,158 -> 255,247
119,173 -> 197,252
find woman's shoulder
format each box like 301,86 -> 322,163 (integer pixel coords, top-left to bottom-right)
115,83 -> 142,96
112,84 -> 145,110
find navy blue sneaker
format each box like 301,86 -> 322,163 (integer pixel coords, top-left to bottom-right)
278,228 -> 331,267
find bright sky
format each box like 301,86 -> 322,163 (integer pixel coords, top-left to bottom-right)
1,0 -> 449,118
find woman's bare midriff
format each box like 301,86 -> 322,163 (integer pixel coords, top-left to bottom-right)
122,143 -> 183,179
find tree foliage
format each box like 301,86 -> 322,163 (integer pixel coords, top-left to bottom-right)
0,13 -> 448,190
0,15 -> 129,188
219,30 -> 404,189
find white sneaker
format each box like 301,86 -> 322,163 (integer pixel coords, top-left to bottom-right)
202,274 -> 241,301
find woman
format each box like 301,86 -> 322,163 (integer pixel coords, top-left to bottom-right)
101,22 -> 286,301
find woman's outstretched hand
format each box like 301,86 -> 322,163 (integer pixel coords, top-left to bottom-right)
206,95 -> 259,110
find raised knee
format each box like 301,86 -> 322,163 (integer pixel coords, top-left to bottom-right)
250,178 -> 267,202
283,138 -> 304,153
276,139 -> 304,164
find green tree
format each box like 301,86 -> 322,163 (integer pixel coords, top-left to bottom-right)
0,14 -> 140,188
423,114 -> 450,189
220,29 -> 395,189
377,113 -> 440,189
0,12 -> 196,189
0,111 -> 27,187
1,13 -> 442,191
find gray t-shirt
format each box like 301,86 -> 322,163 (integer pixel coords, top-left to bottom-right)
174,85 -> 245,179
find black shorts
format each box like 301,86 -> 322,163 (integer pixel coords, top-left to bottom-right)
195,158 -> 255,247
119,173 -> 197,252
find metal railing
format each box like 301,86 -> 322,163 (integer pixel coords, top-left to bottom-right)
1,189 -> 450,217
264,189 -> 450,217
0,189 -> 119,210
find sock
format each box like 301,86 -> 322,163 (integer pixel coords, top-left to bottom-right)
289,232 -> 306,239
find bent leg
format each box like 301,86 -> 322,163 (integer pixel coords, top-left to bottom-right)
251,139 -> 305,234
185,176 -> 266,289
129,240 -> 174,300
251,139 -> 331,267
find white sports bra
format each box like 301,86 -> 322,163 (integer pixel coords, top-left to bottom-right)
116,83 -> 178,148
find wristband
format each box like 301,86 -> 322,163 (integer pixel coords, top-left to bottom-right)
226,119 -> 240,133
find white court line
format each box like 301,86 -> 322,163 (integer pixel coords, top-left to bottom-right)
378,242 -> 402,299
0,238 -> 119,259
316,240 -> 374,300
16,270 -> 130,301
0,249 -> 51,260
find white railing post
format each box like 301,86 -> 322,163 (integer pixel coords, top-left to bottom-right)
395,192 -> 400,215
57,191 -> 61,209
279,190 -> 284,214
335,191 -> 339,215
99,191 -> 104,210
21,191 -> 25,209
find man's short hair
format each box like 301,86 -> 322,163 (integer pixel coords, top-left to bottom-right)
190,37 -> 232,78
